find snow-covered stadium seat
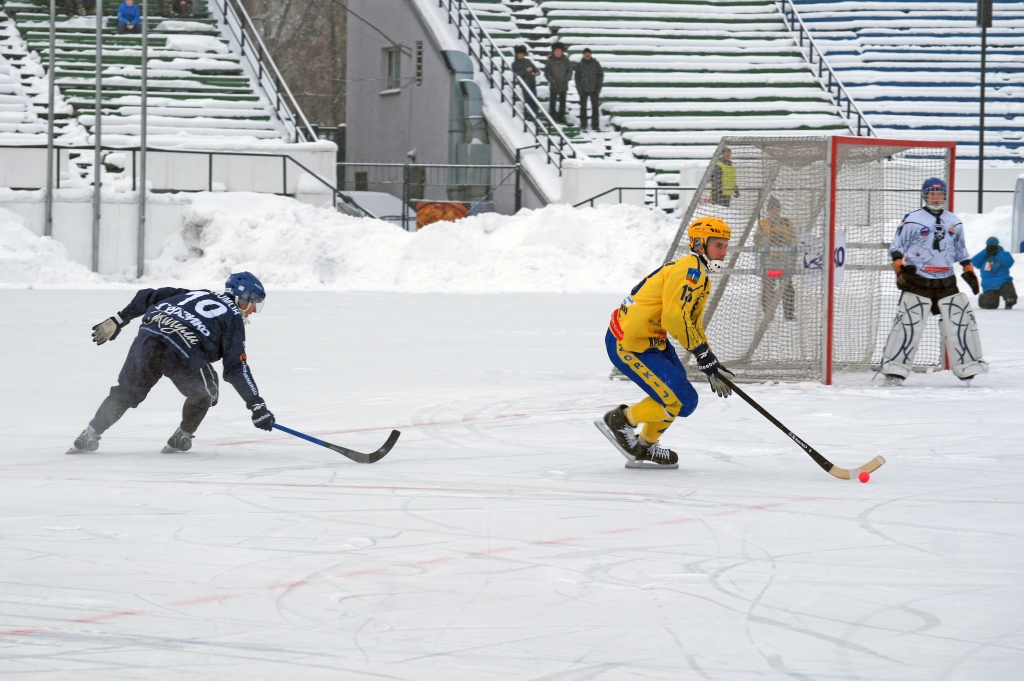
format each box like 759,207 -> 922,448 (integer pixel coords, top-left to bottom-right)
527,0 -> 850,190
0,0 -> 288,147
794,0 -> 1024,161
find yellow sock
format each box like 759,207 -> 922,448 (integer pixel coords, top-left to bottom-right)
626,397 -> 668,427
640,415 -> 675,444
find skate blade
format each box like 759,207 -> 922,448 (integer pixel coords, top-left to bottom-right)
66,447 -> 98,455
594,420 -> 637,464
625,460 -> 679,470
160,446 -> 186,454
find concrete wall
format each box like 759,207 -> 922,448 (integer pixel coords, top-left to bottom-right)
346,0 -> 453,166
2,192 -> 191,276
560,158 -> 647,207
953,163 -> 1021,213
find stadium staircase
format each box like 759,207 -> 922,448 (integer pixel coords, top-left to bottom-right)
528,0 -> 852,192
793,0 -> 1024,161
0,0 -> 298,154
0,8 -> 49,140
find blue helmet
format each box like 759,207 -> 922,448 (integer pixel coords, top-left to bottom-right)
921,177 -> 947,201
225,271 -> 266,312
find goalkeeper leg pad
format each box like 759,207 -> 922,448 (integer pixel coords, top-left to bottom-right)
880,292 -> 930,379
938,293 -> 988,380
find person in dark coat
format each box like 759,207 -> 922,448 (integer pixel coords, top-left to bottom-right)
575,47 -> 604,131
117,0 -> 141,34
972,236 -> 1016,309
544,42 -> 574,124
512,45 -> 539,119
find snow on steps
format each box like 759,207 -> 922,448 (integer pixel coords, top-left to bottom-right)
794,0 -> 1024,161
1,0 -> 288,148
536,0 -> 848,191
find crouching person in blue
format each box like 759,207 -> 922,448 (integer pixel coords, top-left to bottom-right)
972,236 -> 1016,309
70,272 -> 275,454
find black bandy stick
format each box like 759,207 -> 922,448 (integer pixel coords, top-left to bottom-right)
720,376 -> 885,480
272,424 -> 399,464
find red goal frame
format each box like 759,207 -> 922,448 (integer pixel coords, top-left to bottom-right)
825,137 -> 957,385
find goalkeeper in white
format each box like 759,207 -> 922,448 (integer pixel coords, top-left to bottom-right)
880,178 -> 987,385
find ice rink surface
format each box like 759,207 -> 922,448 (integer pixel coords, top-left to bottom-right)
2,290 -> 1022,680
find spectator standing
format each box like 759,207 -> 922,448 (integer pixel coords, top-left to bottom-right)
117,0 -> 141,34
710,147 -> 738,206
512,46 -> 539,120
971,236 -> 1016,309
544,42 -> 573,124
575,47 -> 604,131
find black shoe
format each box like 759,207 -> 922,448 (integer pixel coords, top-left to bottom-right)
631,439 -> 679,468
603,405 -> 635,450
70,426 -> 100,453
1007,302 -> 1016,309
162,427 -> 193,453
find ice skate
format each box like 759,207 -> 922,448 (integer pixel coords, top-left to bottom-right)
882,374 -> 904,387
67,426 -> 100,454
626,439 -> 679,469
161,427 -> 194,453
594,405 -> 638,462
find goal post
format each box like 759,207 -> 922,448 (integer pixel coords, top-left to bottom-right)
666,136 -> 956,385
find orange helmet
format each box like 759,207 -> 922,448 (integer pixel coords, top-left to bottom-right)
688,217 -> 732,252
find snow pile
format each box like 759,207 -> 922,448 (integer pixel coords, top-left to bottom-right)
164,35 -> 230,54
0,209 -> 101,287
144,194 -> 677,293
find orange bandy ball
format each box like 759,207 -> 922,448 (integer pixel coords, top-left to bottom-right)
858,471 -> 870,483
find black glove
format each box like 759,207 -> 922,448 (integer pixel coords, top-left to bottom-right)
896,264 -> 919,291
248,399 -> 275,431
92,314 -> 127,345
693,343 -> 721,377
961,270 -> 980,295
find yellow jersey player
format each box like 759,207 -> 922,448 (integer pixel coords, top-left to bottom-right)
596,218 -> 735,468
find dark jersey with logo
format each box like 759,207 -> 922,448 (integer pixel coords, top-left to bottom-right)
117,287 -> 261,406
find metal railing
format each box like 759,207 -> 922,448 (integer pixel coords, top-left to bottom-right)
777,0 -> 876,137
439,0 -> 577,172
574,186 -> 697,209
20,143 -> 367,213
212,0 -> 319,143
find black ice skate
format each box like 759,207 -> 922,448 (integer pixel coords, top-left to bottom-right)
161,428 -> 194,453
67,426 -> 101,454
628,439 -> 679,470
594,405 -> 638,461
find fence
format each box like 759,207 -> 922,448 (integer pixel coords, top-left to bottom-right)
211,0 -> 319,143
573,186 -> 698,209
438,0 -> 577,172
339,162 -> 521,230
777,0 -> 876,137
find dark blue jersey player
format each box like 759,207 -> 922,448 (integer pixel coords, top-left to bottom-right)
69,272 -> 276,454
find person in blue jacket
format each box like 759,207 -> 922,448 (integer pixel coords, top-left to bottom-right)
117,0 -> 141,34
972,236 -> 1016,309
69,272 -> 276,454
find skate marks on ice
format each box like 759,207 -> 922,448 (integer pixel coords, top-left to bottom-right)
3,292 -> 1024,678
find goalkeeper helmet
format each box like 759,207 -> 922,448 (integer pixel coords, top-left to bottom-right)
921,177 -> 947,213
688,217 -> 732,253
225,271 -> 266,313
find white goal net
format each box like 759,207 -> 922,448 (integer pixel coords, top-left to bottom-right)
665,136 -> 955,384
